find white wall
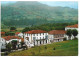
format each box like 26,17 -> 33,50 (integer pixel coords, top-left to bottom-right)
65,27 -> 78,31
0,38 -> 6,49
48,34 -> 54,40
23,33 -> 50,47
24,33 -> 48,43
6,39 -> 21,44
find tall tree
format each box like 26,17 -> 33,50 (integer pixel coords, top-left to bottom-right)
10,27 -> 16,31
72,29 -> 78,38
66,29 -> 72,40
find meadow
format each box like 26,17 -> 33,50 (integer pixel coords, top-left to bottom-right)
8,39 -> 78,56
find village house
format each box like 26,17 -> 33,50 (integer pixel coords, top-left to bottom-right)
65,24 -> 78,40
48,30 -> 66,42
15,32 -> 23,38
65,24 -> 78,31
24,30 -> 50,47
1,36 -> 24,49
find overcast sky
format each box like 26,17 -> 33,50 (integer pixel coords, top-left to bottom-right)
1,1 -> 78,9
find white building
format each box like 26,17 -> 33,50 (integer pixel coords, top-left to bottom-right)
15,32 -> 23,38
65,24 -> 78,31
65,24 -> 78,40
0,37 -> 6,49
24,30 -> 50,47
2,36 -> 24,49
48,30 -> 66,42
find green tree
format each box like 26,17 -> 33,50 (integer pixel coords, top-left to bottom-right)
66,29 -> 72,40
5,32 -> 15,36
72,29 -> 78,38
22,27 -> 31,33
10,27 -> 16,30
6,43 -> 12,52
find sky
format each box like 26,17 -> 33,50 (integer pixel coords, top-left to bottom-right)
1,1 -> 78,9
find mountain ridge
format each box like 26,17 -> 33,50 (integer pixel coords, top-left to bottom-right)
1,1 -> 78,28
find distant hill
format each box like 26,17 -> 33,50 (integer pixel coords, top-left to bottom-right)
1,1 -> 78,28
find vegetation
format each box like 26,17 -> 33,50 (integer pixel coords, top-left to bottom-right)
72,29 -> 78,38
22,23 -> 77,32
5,32 -> 15,36
10,27 -> 16,31
8,39 -> 78,56
1,1 -> 78,28
66,29 -> 78,40
6,43 -> 12,52
66,29 -> 72,40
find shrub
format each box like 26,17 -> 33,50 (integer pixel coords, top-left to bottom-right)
53,47 -> 56,50
63,38 -> 67,41
74,38 -> 78,40
4,51 -> 9,56
1,49 -> 7,52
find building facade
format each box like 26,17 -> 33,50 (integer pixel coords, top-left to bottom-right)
65,24 -> 78,40
24,30 -> 50,47
65,24 -> 78,31
0,38 -> 6,49
48,30 -> 66,42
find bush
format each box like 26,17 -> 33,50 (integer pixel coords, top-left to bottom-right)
53,47 -> 56,50
1,49 -> 7,52
63,38 -> 67,41
6,43 -> 12,52
74,38 -> 78,40
44,45 -> 47,50
4,51 -> 9,56
10,27 -> 16,30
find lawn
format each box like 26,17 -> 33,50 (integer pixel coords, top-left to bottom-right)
8,39 -> 78,56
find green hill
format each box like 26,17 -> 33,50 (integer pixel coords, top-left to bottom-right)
1,1 -> 78,28
7,39 -> 78,56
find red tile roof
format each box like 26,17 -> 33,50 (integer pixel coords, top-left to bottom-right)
24,30 -> 47,34
66,24 -> 78,28
15,32 -> 20,34
48,30 -> 66,34
2,36 -> 24,42
0,32 -> 5,35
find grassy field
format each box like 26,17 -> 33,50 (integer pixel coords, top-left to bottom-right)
8,39 -> 78,56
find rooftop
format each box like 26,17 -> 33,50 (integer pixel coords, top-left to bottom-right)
25,30 -> 47,34
2,36 -> 24,42
48,30 -> 66,34
15,32 -> 21,34
66,24 -> 78,28
0,32 -> 5,35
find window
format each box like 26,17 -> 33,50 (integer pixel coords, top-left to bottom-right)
46,40 -> 47,43
43,40 -> 44,44
37,34 -> 38,36
43,33 -> 44,35
58,39 -> 59,41
40,33 -> 41,36
40,41 -> 41,44
33,37 -> 36,40
27,34 -> 28,36
2,44 -> 3,46
34,34 -> 35,36
43,37 -> 44,39
40,37 -> 41,39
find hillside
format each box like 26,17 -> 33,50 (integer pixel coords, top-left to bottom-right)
7,39 -> 78,56
1,1 -> 78,28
